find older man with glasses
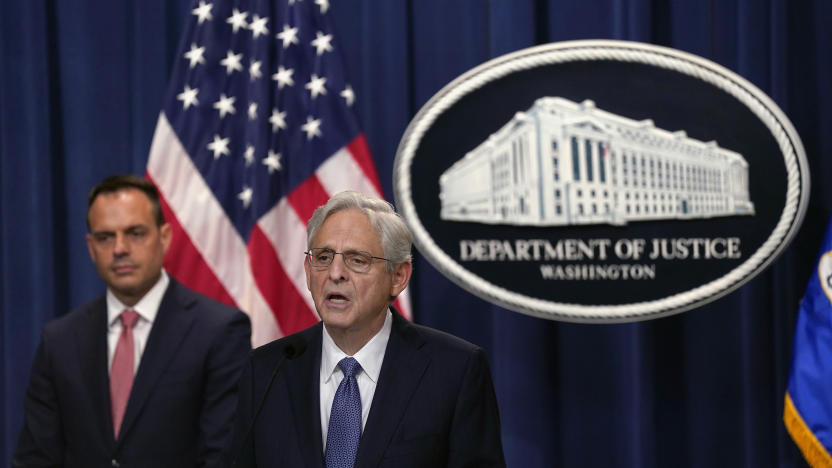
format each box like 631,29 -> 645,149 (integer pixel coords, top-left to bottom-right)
229,191 -> 505,468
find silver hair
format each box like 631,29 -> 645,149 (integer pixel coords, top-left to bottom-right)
306,191 -> 413,272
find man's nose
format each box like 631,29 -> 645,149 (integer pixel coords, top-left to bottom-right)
328,253 -> 349,280
113,233 -> 129,256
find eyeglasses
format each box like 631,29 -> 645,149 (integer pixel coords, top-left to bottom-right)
304,248 -> 389,273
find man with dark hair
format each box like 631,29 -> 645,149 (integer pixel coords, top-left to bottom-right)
86,174 -> 166,228
229,191 -> 505,467
13,174 -> 251,467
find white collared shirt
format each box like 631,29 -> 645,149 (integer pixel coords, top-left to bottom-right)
106,270 -> 169,373
319,309 -> 392,450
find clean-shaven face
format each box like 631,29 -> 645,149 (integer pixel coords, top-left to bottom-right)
305,209 -> 408,339
86,188 -> 171,306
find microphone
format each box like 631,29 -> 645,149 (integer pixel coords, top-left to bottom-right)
280,336 -> 307,362
231,336 -> 308,467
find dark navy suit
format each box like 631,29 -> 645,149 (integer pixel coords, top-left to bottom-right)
13,278 -> 251,468
230,309 -> 505,467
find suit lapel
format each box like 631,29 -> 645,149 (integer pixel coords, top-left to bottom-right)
286,324 -> 325,468
117,280 -> 198,443
355,312 -> 429,467
76,298 -> 116,446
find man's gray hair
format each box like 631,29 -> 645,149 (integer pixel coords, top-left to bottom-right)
307,191 -> 413,272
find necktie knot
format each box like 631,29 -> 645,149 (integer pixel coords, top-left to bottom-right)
338,357 -> 360,378
120,309 -> 139,329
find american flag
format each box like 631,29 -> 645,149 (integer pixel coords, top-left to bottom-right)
146,0 -> 411,346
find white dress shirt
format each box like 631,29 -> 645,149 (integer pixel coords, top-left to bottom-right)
319,309 -> 392,450
106,270 -> 169,373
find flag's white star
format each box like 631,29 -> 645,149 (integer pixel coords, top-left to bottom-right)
238,185 -> 253,208
226,8 -> 248,33
192,1 -> 213,24
269,109 -> 287,132
248,102 -> 258,120
248,15 -> 269,38
314,0 -> 330,14
244,145 -> 255,166
249,60 -> 263,80
301,116 -> 322,140
305,74 -> 327,99
271,66 -> 295,88
310,31 -> 334,56
177,85 -> 199,109
340,85 -> 355,107
207,134 -> 230,159
220,50 -> 243,74
276,25 -> 299,49
213,93 -> 236,118
183,43 -> 206,68
288,0 -> 301,4
263,151 -> 282,173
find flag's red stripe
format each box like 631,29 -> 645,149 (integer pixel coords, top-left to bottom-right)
151,180 -> 237,308
288,175 -> 331,226
248,226 -> 318,335
347,134 -> 384,196
393,297 -> 408,317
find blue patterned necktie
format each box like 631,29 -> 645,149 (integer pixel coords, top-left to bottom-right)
326,357 -> 362,468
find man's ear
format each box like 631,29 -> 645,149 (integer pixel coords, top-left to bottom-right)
389,261 -> 412,297
85,233 -> 96,263
159,223 -> 172,255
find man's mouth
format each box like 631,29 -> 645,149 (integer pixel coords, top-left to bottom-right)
326,293 -> 350,304
112,263 -> 137,275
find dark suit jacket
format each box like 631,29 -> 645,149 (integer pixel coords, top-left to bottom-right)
13,278 -> 251,468
230,309 -> 505,467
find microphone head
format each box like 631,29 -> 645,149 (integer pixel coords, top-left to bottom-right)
283,335 -> 308,360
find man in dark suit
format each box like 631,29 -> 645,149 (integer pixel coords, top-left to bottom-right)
229,191 -> 504,467
13,174 -> 251,467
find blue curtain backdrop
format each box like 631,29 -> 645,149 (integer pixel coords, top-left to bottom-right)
2,0 -> 830,466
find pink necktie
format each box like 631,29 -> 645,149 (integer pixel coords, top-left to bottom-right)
110,309 -> 139,439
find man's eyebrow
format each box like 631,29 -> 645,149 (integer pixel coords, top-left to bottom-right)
91,224 -> 147,235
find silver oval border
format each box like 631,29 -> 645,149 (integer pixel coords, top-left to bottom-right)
393,40 -> 810,323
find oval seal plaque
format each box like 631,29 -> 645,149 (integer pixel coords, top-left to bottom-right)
394,40 -> 809,323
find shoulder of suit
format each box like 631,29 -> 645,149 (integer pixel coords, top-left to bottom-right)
43,295 -> 106,334
167,278 -> 246,321
399,319 -> 482,356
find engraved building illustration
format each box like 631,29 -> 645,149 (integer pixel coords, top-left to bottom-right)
439,97 -> 754,226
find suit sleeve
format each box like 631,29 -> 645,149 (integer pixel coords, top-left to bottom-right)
198,310 -> 251,468
12,331 -> 64,468
447,348 -> 506,468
